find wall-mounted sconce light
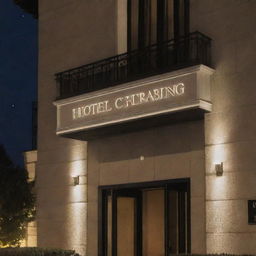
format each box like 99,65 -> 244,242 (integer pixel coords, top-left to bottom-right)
72,175 -> 80,186
215,162 -> 223,176
71,175 -> 87,186
140,156 -> 144,161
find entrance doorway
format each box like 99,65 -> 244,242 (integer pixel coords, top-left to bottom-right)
99,179 -> 190,256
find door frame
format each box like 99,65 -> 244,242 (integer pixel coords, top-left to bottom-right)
98,178 -> 191,256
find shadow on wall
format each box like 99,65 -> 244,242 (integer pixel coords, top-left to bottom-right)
94,120 -> 205,164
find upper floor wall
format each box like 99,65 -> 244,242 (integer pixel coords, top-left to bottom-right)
39,0 -> 118,75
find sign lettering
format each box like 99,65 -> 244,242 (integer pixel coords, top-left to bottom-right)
72,83 -> 185,120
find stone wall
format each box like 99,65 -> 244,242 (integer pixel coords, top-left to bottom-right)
190,0 -> 256,253
37,1 -> 117,255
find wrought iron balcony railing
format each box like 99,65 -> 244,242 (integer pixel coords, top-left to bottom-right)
55,31 -> 211,99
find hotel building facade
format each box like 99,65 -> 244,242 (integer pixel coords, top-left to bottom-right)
37,1 -> 256,256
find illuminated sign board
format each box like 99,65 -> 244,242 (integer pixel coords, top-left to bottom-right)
54,65 -> 213,137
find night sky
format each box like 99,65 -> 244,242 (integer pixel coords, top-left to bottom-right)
0,1 -> 37,166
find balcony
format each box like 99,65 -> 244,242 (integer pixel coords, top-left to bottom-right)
55,31 -> 211,100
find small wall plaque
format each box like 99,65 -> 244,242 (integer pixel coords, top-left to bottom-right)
248,200 -> 256,224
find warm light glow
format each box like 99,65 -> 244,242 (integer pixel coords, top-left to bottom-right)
207,174 -> 229,200
66,200 -> 87,254
65,144 -> 87,256
211,145 -> 226,166
206,114 -> 231,253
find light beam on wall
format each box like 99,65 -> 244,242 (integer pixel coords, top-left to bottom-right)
66,144 -> 87,256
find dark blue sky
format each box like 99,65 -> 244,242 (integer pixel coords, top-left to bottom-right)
0,1 -> 37,166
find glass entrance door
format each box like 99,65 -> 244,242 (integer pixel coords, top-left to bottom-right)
113,190 -> 142,256
99,180 -> 190,256
143,189 -> 165,256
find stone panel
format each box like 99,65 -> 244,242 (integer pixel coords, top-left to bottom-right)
36,160 -> 87,189
87,184 -> 98,203
206,199 -> 256,233
191,196 -> 206,253
190,155 -> 205,198
205,106 -> 256,145
37,219 -> 70,248
38,143 -> 87,165
37,184 -> 87,206
39,0 -> 74,15
86,202 -> 98,256
37,202 -> 87,255
207,233 -> 256,254
206,170 -> 256,201
205,140 -> 256,175
154,124 -> 191,156
99,134 -> 132,163
99,160 -> 130,185
155,153 -> 190,180
129,157 -> 155,182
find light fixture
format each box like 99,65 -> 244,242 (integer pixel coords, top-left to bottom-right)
71,175 -> 87,186
72,176 -> 80,186
215,162 -> 223,176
